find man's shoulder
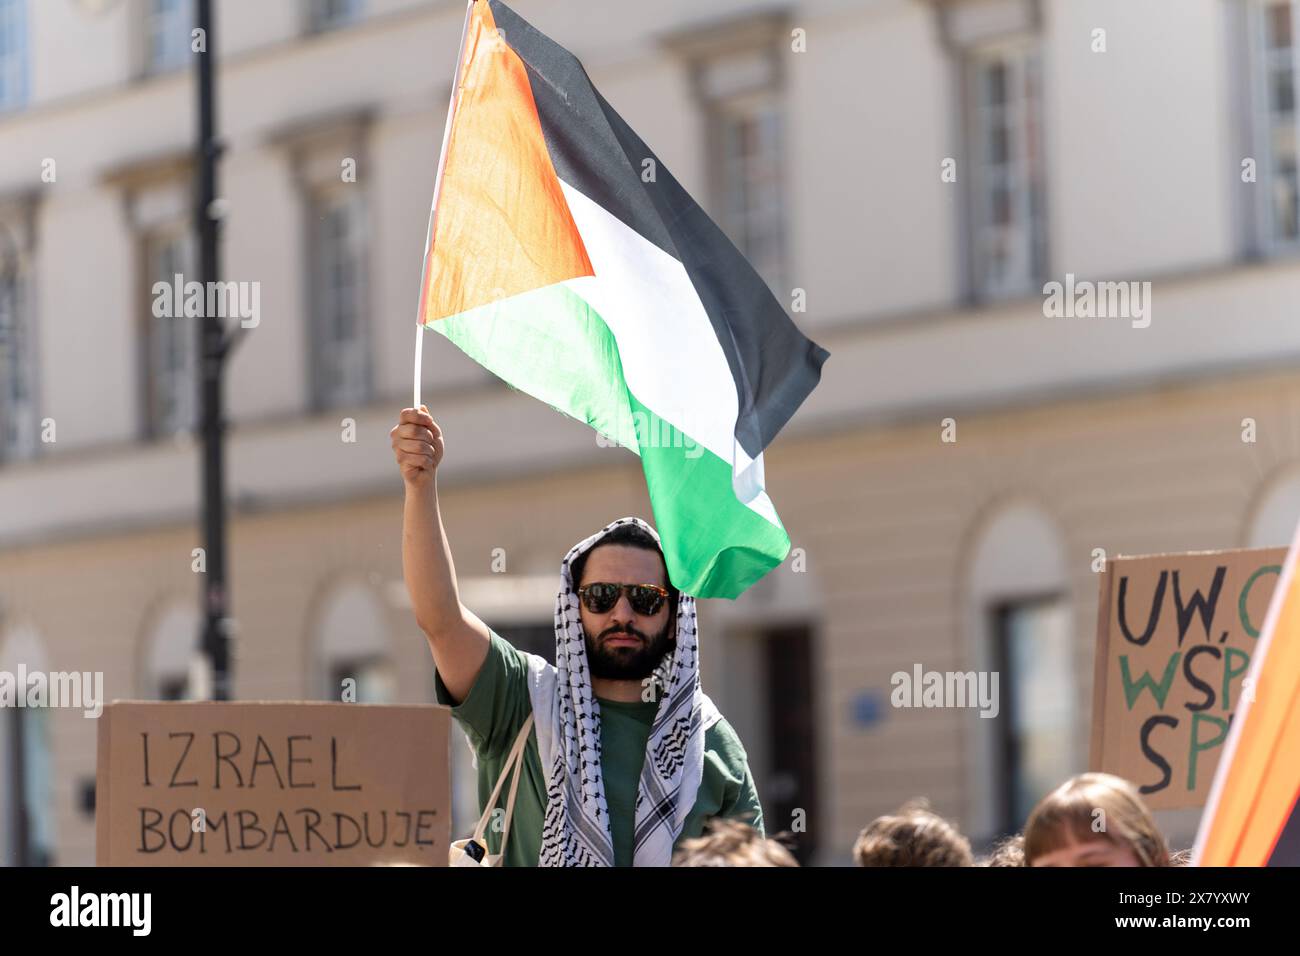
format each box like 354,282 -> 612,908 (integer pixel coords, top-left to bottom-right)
484,630 -> 548,674
491,630 -> 556,728
435,628 -> 546,713
702,712 -> 750,767
496,632 -> 556,684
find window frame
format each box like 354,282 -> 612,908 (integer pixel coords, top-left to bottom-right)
305,182 -> 371,411
304,0 -> 364,35
1250,0 -> 1300,255
139,224 -> 198,441
964,35 -> 1048,303
4,707 -> 55,865
990,592 -> 1076,837
0,0 -> 29,113
139,0 -> 194,78
0,625 -> 56,867
712,87 -> 789,298
328,653 -> 396,703
0,232 -> 37,463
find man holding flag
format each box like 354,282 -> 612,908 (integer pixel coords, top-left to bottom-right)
395,0 -> 827,865
394,407 -> 762,867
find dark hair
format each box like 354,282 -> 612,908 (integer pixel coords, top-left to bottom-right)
570,522 -> 679,612
981,833 -> 1025,867
852,798 -> 974,867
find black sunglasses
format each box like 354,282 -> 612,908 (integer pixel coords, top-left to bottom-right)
577,582 -> 670,616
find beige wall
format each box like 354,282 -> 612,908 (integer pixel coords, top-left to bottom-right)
775,365 -> 1300,859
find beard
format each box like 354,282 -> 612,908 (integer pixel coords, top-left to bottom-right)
585,618 -> 675,681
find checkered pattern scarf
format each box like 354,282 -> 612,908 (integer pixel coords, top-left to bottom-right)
528,516 -> 720,867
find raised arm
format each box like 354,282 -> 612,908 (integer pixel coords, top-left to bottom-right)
391,406 -> 490,703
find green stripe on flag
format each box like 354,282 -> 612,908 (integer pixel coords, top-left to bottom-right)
630,391 -> 790,598
432,283 -> 789,598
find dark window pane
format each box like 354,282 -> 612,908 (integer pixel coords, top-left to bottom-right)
992,183 -> 1013,226
993,599 -> 1074,835
1272,67 -> 1295,114
985,60 -> 1008,106
988,121 -> 1011,166
1275,168 -> 1300,239
1269,3 -> 1293,50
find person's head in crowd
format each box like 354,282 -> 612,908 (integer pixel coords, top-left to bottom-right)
981,833 -> 1025,867
1024,772 -> 1169,867
1167,848 -> 1193,867
853,798 -> 974,867
671,819 -> 799,867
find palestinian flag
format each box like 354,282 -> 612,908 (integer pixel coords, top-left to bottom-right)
1193,519 -> 1300,866
416,0 -> 828,598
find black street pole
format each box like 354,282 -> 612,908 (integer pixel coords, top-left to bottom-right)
196,0 -> 231,700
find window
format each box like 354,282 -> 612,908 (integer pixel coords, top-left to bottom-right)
307,0 -> 363,33
271,113 -> 373,411
329,655 -> 396,704
968,42 -> 1046,299
142,228 -> 197,439
760,625 -> 816,863
992,597 -> 1075,833
0,0 -> 26,113
314,581 -> 390,701
0,626 -> 55,866
0,234 -> 36,462
688,32 -> 790,298
143,0 -> 193,76
963,501 -> 1072,843
142,601 -> 197,700
1254,1 -> 1300,248
308,187 -> 370,409
1246,466 -> 1300,546
717,93 -> 787,295
2,709 -> 54,865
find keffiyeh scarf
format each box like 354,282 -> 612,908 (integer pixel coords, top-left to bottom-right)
524,516 -> 721,867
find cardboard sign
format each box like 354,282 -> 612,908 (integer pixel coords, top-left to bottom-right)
96,701 -> 450,866
1091,547 -> 1285,809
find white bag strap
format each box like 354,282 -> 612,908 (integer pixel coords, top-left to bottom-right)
494,732 -> 529,860
471,713 -> 534,849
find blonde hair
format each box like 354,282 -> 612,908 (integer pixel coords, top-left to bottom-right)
1023,773 -> 1169,867
853,799 -> 974,867
671,819 -> 799,867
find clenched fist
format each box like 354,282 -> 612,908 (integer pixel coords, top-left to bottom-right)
391,406 -> 444,488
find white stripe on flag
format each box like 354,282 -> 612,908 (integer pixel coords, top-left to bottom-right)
558,181 -> 779,526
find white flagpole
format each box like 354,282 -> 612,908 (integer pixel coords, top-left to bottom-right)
414,0 -> 476,410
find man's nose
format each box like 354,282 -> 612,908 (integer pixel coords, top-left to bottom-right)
609,592 -> 636,625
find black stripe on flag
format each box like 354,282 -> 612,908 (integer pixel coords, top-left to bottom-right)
490,0 -> 829,461
1267,801 -> 1300,866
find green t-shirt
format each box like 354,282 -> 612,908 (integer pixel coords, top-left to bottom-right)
435,631 -> 764,866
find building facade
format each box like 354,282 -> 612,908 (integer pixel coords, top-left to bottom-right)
4,0 -> 1300,866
